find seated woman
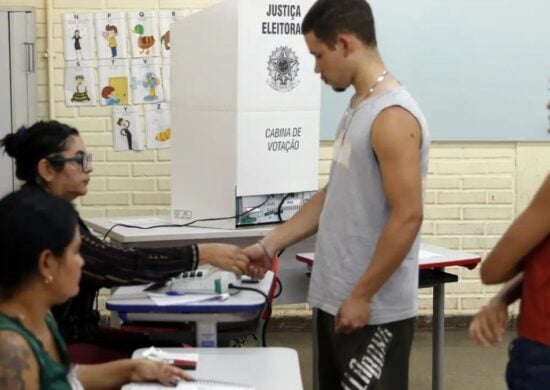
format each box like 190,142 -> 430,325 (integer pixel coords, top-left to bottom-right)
0,190 -> 190,389
0,121 -> 250,362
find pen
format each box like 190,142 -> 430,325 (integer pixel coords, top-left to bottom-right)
166,290 -> 186,296
145,355 -> 197,370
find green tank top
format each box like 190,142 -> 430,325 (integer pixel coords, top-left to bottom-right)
0,312 -> 72,390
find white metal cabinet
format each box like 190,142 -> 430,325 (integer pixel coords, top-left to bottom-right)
0,7 -> 36,197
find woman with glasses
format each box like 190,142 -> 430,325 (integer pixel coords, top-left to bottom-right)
0,120 -> 250,363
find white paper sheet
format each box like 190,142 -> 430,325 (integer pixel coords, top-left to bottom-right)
147,293 -> 230,306
123,381 -> 254,389
419,249 -> 444,260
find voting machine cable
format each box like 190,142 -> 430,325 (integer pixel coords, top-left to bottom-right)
276,192 -> 295,222
273,276 -> 283,299
229,284 -> 270,347
101,195 -> 274,241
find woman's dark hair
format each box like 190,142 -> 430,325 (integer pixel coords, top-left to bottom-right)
302,0 -> 377,48
0,120 -> 79,185
0,189 -> 78,297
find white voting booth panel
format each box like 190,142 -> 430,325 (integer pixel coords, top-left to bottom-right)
171,0 -> 320,229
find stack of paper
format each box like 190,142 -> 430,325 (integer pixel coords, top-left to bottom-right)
111,285 -> 230,305
147,293 -> 230,306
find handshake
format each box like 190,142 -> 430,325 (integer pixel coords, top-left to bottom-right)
197,240 -> 275,279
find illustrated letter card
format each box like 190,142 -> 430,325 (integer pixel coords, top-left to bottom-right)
159,10 -> 190,58
98,58 -> 130,106
130,57 -> 164,104
64,60 -> 97,106
144,103 -> 171,149
63,13 -> 95,61
95,12 -> 129,60
128,10 -> 160,58
112,106 -> 144,151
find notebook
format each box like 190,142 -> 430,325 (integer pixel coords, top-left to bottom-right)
122,380 -> 255,390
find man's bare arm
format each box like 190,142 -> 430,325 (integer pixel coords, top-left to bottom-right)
350,106 -> 424,302
244,186 -> 327,277
261,185 -> 327,256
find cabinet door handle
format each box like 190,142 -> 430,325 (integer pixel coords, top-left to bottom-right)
24,42 -> 35,73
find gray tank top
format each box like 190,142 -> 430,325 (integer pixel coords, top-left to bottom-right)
308,86 -> 430,324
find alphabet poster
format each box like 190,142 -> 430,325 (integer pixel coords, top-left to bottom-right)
60,9 -> 191,152
112,106 -> 144,151
63,13 -> 96,60
94,12 -> 129,60
130,57 -> 163,104
159,10 -> 189,57
127,10 -> 160,58
144,103 -> 171,149
64,60 -> 97,106
98,58 -> 130,106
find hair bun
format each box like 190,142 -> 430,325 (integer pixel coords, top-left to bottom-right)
0,132 -> 21,159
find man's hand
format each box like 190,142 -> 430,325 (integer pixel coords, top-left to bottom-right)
198,243 -> 249,276
243,242 -> 273,279
130,359 -> 192,386
469,298 -> 508,347
335,294 -> 372,334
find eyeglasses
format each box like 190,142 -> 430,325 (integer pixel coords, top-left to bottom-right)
47,152 -> 93,172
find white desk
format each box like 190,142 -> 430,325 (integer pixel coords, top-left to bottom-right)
107,272 -> 274,348
85,217 -> 275,245
295,244 -> 481,390
85,217 -> 315,305
130,347 -> 303,390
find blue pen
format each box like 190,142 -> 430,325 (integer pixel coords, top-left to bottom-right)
166,290 -> 186,296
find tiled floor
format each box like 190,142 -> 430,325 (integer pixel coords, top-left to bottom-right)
265,328 -> 515,390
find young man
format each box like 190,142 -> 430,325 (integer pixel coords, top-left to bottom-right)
245,1 -> 430,388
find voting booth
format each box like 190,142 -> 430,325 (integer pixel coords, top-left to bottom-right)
171,0 -> 320,229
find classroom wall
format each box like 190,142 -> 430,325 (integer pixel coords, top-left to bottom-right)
5,0 -> 549,316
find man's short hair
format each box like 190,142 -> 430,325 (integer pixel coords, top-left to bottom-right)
302,0 -> 377,48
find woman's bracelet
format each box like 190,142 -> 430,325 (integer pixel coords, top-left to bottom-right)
257,239 -> 274,260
